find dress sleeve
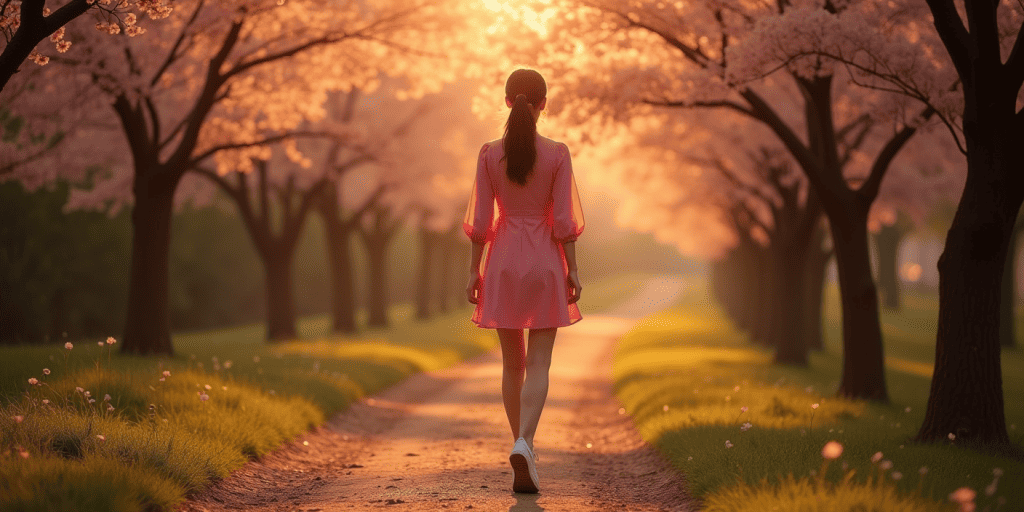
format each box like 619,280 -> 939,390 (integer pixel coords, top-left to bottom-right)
551,143 -> 585,243
463,143 -> 496,244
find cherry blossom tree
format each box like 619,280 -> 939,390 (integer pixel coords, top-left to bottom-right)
3,0 -> 476,355
732,0 -> 1024,444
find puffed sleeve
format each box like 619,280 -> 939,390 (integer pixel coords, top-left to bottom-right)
462,143 -> 496,244
551,143 -> 585,243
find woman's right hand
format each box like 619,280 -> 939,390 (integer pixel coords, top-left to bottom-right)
567,270 -> 582,304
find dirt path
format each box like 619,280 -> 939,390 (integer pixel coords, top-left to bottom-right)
180,276 -> 695,512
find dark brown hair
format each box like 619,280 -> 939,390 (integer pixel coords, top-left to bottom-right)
502,69 -> 546,186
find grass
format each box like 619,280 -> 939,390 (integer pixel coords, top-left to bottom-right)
0,270 -> 654,512
614,278 -> 1023,512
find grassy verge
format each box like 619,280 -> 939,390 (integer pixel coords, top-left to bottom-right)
614,279 -> 1023,512
0,271 -> 655,512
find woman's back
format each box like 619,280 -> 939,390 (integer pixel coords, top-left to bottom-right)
483,134 -> 567,217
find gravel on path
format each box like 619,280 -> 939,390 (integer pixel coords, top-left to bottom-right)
180,276 -> 695,512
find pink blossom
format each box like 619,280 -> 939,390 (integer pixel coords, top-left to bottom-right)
821,441 -> 843,460
42,369 -> 50,375
12,415 -> 24,423
27,378 -> 38,385
65,342 -> 73,350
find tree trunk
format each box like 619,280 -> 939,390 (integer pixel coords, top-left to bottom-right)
121,171 -> 180,356
263,248 -> 297,341
436,225 -> 458,314
317,189 -> 358,334
364,233 -> 391,328
917,115 -> 1018,445
416,225 -> 437,320
831,212 -> 889,401
874,222 -> 905,311
769,243 -> 808,365
1000,221 -> 1022,349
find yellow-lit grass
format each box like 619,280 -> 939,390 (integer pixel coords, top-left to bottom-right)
1,272 -> 651,511
612,281 -> 1021,510
704,472 -> 956,512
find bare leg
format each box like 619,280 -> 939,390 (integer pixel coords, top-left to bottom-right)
497,328 -> 526,441
519,327 -> 557,452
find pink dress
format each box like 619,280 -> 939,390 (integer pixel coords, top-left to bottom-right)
463,134 -> 585,329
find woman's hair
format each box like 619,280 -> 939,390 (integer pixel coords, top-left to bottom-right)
502,69 -> 546,186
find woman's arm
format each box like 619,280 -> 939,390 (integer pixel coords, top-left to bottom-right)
563,241 -> 581,303
470,240 -> 487,275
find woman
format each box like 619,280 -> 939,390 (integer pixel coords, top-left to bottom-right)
463,68 -> 585,494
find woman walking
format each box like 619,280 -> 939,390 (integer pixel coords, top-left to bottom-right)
463,68 -> 585,494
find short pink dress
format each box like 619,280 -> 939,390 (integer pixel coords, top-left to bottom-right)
463,134 -> 585,329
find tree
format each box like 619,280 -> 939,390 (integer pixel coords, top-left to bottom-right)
914,0 -> 1024,445
194,154 -> 331,341
759,0 -> 1024,443
5,0 -> 472,355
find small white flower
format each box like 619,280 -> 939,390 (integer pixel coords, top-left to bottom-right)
96,434 -> 105,441
42,369 -> 50,375
204,384 -> 212,390
75,387 -> 84,393
97,341 -> 105,347
919,466 -> 929,475
948,433 -> 956,440
162,370 -> 171,377
83,391 -> 91,398
811,403 -> 819,409
13,415 -> 24,423
871,452 -> 883,463
740,406 -> 748,413
103,394 -> 111,402
27,378 -> 38,385
904,407 -> 911,413
88,399 -> 96,404
662,404 -> 669,412
41,399 -> 49,405
198,393 -> 209,402
65,342 -> 73,350
106,337 -> 116,345
891,471 -> 903,480
740,422 -> 752,432
880,460 -> 893,471
725,440 -> 733,448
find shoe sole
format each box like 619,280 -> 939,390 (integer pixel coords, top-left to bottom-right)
509,452 -> 539,493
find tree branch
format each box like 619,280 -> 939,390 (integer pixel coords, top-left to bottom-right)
188,130 -> 342,167
857,106 -> 935,204
923,0 -> 972,78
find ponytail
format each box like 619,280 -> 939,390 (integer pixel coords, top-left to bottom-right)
502,93 -> 537,186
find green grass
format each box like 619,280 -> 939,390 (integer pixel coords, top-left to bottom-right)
0,271 -> 651,512
614,279 -> 1023,512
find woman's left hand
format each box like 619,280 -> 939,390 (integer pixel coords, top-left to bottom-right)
466,273 -> 482,304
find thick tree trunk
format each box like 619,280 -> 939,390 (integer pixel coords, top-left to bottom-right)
121,171 -> 180,356
831,212 -> 889,401
769,244 -> 808,365
1000,222 -> 1022,349
917,121 -> 1018,445
263,249 -> 297,341
364,233 -> 391,328
317,189 -> 358,334
874,222 -> 905,311
416,226 -> 437,320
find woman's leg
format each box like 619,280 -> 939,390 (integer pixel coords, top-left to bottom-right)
519,327 -> 557,451
497,328 -> 526,441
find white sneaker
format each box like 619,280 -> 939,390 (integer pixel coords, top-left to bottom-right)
509,438 -> 540,493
